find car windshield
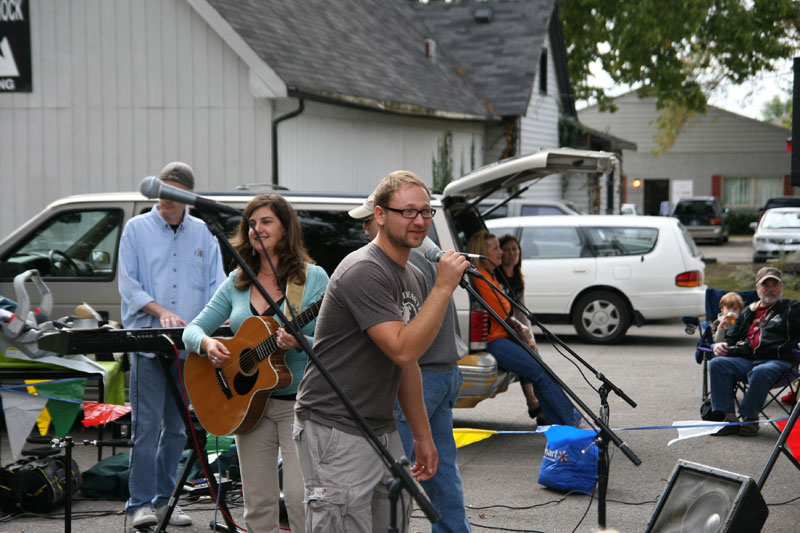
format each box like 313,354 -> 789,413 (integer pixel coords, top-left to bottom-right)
761,210 -> 800,229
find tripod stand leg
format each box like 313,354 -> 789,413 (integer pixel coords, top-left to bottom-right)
155,450 -> 198,533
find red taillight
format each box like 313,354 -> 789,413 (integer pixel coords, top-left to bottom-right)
469,310 -> 488,349
676,270 -> 703,287
709,217 -> 721,225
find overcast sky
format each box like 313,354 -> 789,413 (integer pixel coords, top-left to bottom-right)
577,59 -> 795,122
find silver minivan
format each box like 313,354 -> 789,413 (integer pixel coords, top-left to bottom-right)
1,148 -> 617,404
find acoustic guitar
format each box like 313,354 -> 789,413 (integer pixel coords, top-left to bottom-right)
184,297 -> 323,436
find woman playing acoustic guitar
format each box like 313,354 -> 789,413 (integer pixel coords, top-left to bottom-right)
183,194 -> 328,532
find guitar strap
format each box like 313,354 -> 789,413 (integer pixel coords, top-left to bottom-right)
282,262 -> 308,322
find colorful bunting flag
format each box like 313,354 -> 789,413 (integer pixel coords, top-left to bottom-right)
453,428 -> 498,448
28,379 -> 86,437
0,390 -> 48,460
82,401 -> 131,427
25,380 -> 52,436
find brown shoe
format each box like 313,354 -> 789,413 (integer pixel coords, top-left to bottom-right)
712,413 -> 739,436
713,423 -> 739,436
739,418 -> 760,436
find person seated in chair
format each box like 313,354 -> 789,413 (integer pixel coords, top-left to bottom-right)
467,230 -> 581,427
711,291 -> 745,343
710,267 -> 800,436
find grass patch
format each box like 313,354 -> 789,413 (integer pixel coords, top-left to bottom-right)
704,262 -> 800,299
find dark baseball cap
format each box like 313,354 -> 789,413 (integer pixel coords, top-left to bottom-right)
159,161 -> 195,190
755,266 -> 782,285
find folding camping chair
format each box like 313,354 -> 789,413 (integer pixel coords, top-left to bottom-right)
685,287 -> 800,431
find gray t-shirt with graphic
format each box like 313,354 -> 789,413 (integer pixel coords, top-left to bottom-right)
408,237 -> 467,369
295,242 -> 427,435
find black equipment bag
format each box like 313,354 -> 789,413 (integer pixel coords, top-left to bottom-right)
0,454 -> 81,513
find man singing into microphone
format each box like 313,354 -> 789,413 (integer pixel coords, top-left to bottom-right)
118,162 -> 226,528
294,171 -> 469,532
349,192 -> 472,532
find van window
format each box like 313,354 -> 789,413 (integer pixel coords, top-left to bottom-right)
584,226 -> 658,256
296,210 -> 369,275
520,205 -> 565,216
0,209 -> 124,280
478,203 -> 508,220
188,208 -> 371,277
520,227 -> 583,259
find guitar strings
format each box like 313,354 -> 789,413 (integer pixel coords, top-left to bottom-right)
221,302 -> 321,370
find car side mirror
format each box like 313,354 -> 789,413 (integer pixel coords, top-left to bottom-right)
749,221 -> 758,230
91,251 -> 111,266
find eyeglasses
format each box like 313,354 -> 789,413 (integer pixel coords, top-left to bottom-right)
381,206 -> 436,219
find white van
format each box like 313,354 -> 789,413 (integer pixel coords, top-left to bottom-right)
1,148 -> 617,402
487,215 -> 706,343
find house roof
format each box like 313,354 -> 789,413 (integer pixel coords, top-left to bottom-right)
205,0 -> 492,120
410,0 -> 560,117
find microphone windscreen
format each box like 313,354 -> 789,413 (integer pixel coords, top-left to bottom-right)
139,176 -> 161,199
424,246 -> 443,262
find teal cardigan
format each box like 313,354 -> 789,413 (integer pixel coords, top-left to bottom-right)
182,264 -> 329,395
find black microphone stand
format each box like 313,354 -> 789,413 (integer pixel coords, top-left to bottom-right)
461,270 -> 641,530
196,209 -> 440,530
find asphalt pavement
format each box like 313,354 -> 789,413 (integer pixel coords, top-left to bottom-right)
2,320 -> 798,532
698,235 -> 754,264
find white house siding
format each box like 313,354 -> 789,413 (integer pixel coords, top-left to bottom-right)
0,0 -> 273,236
518,33 -> 569,207
275,99 -> 485,194
578,92 -> 791,210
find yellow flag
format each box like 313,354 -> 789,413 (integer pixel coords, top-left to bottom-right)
453,428 -> 497,448
25,379 -> 52,436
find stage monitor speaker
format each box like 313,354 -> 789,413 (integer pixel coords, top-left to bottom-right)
645,460 -> 768,533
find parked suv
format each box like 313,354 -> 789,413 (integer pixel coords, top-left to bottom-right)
760,196 -> 800,216
1,148 -> 616,406
671,196 -> 730,245
487,215 -> 706,343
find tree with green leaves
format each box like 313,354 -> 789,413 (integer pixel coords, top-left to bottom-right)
560,0 -> 800,151
432,130 -> 453,191
761,92 -> 792,129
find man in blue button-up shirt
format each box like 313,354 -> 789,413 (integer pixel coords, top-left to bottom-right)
118,162 -> 226,528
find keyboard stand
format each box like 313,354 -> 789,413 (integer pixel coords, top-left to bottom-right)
152,351 -> 237,533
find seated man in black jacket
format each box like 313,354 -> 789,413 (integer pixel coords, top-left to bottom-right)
710,267 -> 800,436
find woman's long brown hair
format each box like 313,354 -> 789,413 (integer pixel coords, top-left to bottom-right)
230,194 -> 312,291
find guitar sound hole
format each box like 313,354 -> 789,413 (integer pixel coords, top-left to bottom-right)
239,349 -> 257,374
233,371 -> 258,397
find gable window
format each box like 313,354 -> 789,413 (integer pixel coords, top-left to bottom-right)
539,48 -> 548,94
722,176 -> 782,208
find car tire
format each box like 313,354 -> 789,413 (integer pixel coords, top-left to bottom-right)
753,254 -> 765,264
572,291 -> 631,344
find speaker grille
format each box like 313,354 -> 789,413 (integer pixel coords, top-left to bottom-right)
647,460 -> 768,533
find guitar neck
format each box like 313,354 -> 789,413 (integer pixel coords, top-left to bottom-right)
254,298 -> 323,360
292,299 -> 323,330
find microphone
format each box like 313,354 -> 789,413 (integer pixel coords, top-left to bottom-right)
423,246 -> 481,271
139,176 -> 242,217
